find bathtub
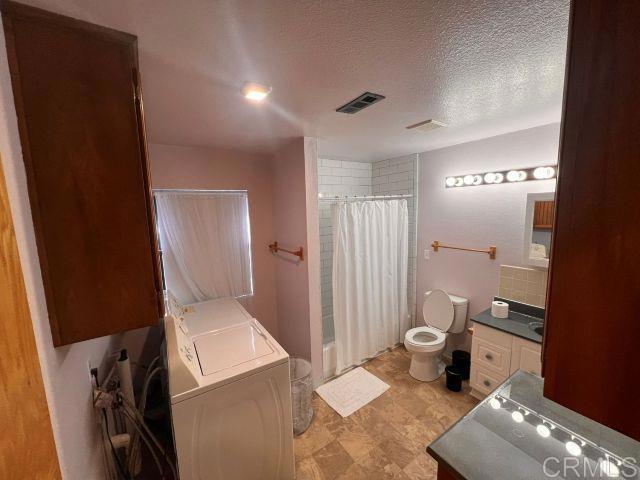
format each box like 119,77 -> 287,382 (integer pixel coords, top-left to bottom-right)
322,340 -> 405,380
322,341 -> 336,379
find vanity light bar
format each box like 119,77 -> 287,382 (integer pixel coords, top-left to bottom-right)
445,165 -> 557,188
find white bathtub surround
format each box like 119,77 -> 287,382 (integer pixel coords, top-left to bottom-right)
332,199 -> 409,375
315,367 -> 390,417
322,341 -> 336,379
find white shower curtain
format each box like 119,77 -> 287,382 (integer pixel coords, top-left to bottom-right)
332,200 -> 409,374
155,192 -> 253,304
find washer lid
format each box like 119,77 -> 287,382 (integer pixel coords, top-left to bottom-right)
193,321 -> 275,376
423,289 -> 454,331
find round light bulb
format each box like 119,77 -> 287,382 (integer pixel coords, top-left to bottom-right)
533,166 -> 556,179
463,175 -> 474,185
494,173 -> 504,183
473,175 -> 483,185
455,177 -> 464,187
536,424 -> 551,438
507,170 -> 526,182
599,459 -> 620,478
533,167 -> 549,179
489,398 -> 501,410
484,172 -> 496,184
511,411 -> 524,423
445,177 -> 457,187
565,441 -> 582,456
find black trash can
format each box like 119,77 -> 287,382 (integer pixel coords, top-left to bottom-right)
452,350 -> 471,380
445,366 -> 463,392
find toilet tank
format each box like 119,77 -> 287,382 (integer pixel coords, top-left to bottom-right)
424,291 -> 469,333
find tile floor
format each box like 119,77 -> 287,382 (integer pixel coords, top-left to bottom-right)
294,346 -> 479,479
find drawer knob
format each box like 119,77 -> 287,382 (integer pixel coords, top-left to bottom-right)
483,379 -> 491,387
485,353 -> 494,361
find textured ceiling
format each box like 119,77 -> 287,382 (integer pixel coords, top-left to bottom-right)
14,0 -> 570,161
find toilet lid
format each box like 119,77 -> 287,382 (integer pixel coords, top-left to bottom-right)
423,289 -> 454,332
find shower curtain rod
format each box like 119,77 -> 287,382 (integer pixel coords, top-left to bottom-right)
318,194 -> 412,201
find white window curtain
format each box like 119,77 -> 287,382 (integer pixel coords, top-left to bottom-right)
332,199 -> 409,374
155,191 -> 253,304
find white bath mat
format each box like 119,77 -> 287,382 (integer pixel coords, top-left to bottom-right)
315,367 -> 390,417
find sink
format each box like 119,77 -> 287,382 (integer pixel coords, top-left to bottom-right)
528,321 -> 544,336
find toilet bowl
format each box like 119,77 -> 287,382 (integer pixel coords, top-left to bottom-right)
405,290 -> 468,382
404,326 -> 447,381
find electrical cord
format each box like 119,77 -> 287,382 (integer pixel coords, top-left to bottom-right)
103,409 -> 130,480
120,396 -> 177,479
127,364 -> 163,473
93,371 -> 129,480
121,408 -> 165,478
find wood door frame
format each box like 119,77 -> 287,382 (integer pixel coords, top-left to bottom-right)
0,153 -> 60,478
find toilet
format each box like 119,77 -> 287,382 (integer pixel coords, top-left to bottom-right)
404,290 -> 469,381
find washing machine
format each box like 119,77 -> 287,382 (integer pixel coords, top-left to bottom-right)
164,296 -> 294,479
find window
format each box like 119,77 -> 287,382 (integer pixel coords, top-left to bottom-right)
154,190 -> 253,304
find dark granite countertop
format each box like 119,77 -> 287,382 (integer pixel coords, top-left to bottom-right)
472,306 -> 543,344
427,371 -> 640,480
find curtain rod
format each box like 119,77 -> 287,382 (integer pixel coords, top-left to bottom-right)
318,194 -> 412,201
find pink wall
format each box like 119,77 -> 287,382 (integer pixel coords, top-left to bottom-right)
271,138 -> 314,360
416,124 -> 560,352
149,143 -> 279,338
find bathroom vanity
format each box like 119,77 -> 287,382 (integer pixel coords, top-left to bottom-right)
469,302 -> 543,399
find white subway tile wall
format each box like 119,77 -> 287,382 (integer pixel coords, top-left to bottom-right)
498,265 -> 548,307
318,156 -> 418,344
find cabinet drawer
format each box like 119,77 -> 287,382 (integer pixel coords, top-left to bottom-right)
471,337 -> 511,377
472,323 -> 513,349
470,365 -> 505,396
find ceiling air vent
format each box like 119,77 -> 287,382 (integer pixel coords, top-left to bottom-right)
336,92 -> 385,114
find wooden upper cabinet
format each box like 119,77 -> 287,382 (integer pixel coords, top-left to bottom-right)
533,201 -> 554,230
543,1 -> 640,440
1,1 -> 163,346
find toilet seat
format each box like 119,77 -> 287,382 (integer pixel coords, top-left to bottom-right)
404,326 -> 446,351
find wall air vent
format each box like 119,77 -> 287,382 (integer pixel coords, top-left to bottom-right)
336,92 -> 385,114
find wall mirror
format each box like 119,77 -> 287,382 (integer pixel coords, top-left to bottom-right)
523,192 -> 555,268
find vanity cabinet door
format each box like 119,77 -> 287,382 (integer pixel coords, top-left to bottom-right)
510,337 -> 541,376
1,2 -> 164,345
543,0 -> 640,440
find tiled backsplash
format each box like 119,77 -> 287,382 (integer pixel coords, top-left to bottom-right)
499,265 -> 548,308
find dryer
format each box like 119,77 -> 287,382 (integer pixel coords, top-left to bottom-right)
165,296 -> 294,479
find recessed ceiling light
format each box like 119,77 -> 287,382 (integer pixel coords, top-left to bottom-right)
243,82 -> 272,102
406,119 -> 447,132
